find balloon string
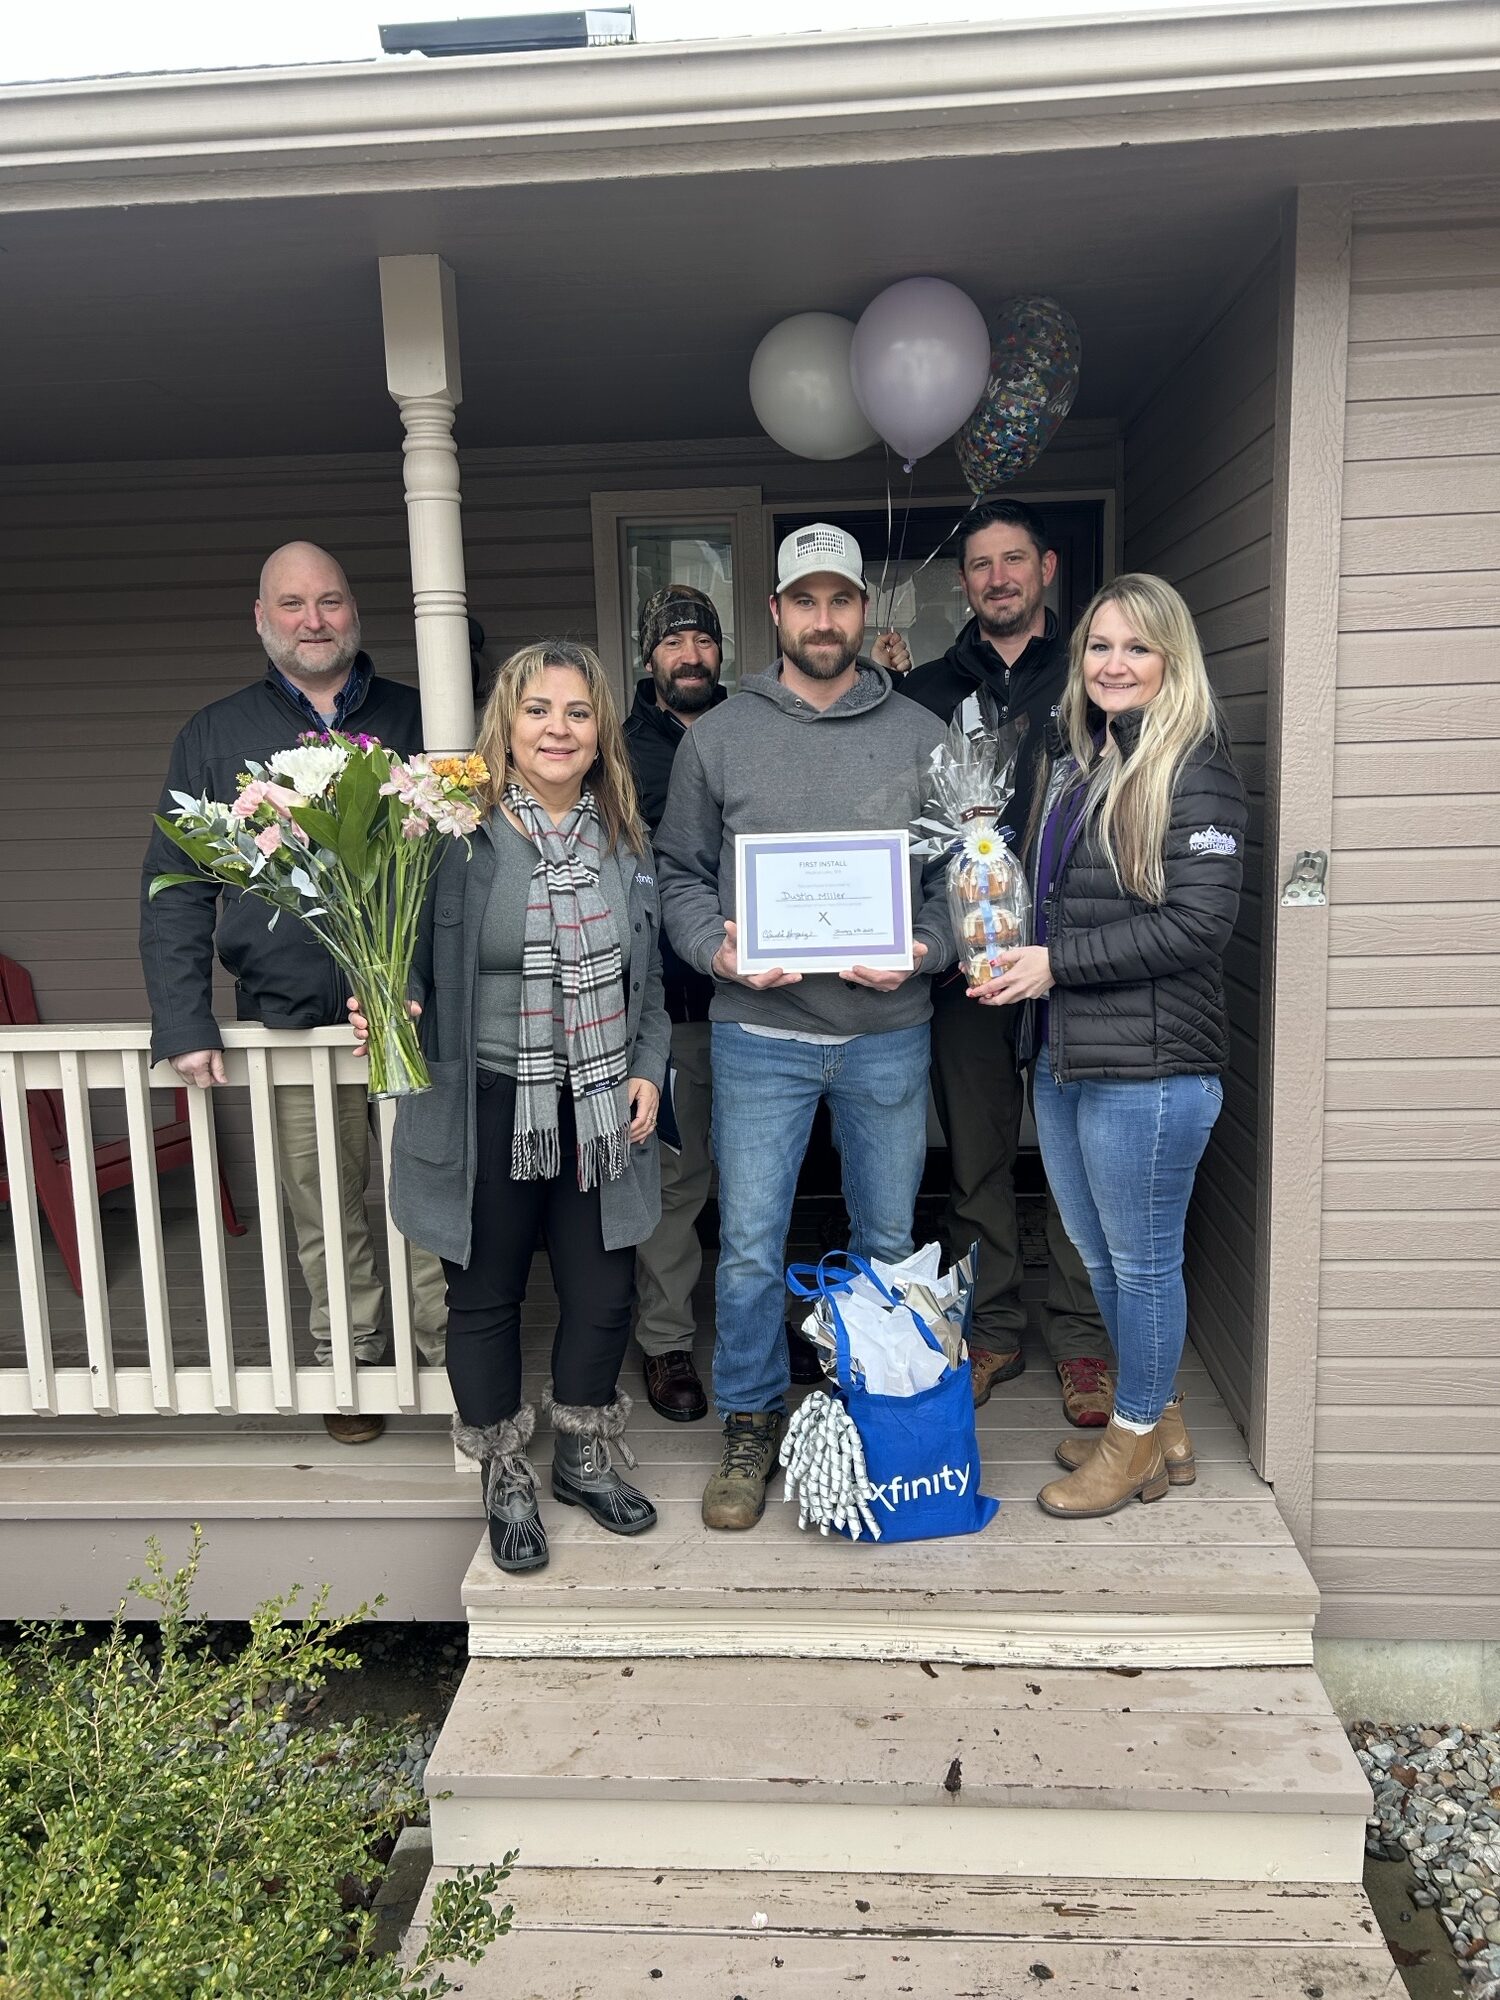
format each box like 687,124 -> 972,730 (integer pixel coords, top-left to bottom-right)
901,495 -> 979,599
874,448 -> 895,638
886,464 -> 916,633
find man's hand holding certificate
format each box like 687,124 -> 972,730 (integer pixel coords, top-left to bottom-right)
724,830 -> 922,987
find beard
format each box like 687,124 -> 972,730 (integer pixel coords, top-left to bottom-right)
974,584 -> 1043,642
262,619 -> 363,685
653,661 -> 720,715
781,629 -> 860,681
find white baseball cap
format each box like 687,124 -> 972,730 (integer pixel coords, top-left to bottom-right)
774,522 -> 867,595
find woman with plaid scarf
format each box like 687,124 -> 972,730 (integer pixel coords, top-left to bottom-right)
378,641 -> 673,1574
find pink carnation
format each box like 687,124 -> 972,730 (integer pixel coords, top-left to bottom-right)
254,824 -> 283,856
262,782 -> 306,816
232,781 -> 270,819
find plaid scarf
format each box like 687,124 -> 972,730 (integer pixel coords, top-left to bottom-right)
503,784 -> 630,1190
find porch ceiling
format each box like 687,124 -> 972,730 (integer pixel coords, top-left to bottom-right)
0,111 -> 1494,467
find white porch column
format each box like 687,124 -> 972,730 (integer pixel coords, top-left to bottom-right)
379,254 -> 475,753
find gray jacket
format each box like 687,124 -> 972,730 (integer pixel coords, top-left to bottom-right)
388,815 -> 672,1265
654,661 -> 954,1038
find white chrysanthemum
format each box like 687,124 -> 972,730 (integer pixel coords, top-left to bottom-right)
267,744 -> 348,796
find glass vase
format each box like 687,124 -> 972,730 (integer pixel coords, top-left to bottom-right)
360,977 -> 430,1100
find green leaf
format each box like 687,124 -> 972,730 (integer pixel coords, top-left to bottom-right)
290,804 -> 342,853
148,873 -> 209,900
334,755 -> 381,879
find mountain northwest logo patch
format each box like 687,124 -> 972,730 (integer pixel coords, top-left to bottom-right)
1189,826 -> 1239,857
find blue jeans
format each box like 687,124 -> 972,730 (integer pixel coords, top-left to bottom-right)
1031,1050 -> 1222,1426
710,1020 -> 931,1417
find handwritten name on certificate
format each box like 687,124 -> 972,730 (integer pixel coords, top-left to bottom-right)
734,831 -> 914,975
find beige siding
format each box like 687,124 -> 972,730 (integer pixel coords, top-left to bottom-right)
1311,209 -> 1500,1642
1121,256 -> 1279,1435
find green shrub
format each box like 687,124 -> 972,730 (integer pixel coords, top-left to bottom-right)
0,1533 -> 511,1999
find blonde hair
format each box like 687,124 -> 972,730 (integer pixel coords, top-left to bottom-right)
475,640 -> 645,854
1059,574 -> 1224,905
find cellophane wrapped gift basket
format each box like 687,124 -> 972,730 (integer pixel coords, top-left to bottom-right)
916,710 -> 1033,987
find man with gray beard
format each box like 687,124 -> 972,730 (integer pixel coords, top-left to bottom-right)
140,541 -> 448,1443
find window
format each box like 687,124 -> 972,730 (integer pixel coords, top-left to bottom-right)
590,487 -> 769,705
623,522 -> 738,682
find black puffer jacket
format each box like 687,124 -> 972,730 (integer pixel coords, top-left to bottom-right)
898,607 -> 1066,854
1038,707 -> 1247,1081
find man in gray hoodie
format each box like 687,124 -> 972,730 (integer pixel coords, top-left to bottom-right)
655,524 -> 954,1531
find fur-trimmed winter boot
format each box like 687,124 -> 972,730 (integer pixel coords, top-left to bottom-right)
544,1388 -> 657,1536
452,1406 -> 549,1574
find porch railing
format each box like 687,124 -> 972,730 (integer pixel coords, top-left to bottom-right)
0,1024 -> 453,1419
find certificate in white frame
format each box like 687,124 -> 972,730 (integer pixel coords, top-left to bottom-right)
734,830 -> 914,977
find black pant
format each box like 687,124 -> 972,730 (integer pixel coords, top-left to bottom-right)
928,975 -> 1109,1365
443,1069 -> 636,1426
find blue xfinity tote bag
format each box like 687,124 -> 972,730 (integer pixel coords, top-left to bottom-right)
787,1253 -> 999,1544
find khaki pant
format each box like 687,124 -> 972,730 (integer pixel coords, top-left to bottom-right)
633,1020 -> 713,1358
928,975 -> 1108,1367
274,1082 -> 448,1365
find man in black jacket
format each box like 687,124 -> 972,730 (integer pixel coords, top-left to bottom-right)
623,585 -> 728,1423
139,542 -> 448,1443
899,500 -> 1112,1427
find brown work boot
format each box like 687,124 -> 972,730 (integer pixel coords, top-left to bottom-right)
642,1349 -> 708,1423
702,1411 -> 786,1531
1036,1416 -> 1168,1519
323,1412 -> 385,1445
969,1342 -> 1025,1407
1054,1394 -> 1196,1486
1057,1356 -> 1113,1428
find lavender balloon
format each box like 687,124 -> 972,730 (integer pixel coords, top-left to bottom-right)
850,277 -> 991,470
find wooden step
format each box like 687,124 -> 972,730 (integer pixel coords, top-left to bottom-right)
402,1866 -> 1400,1997
461,1509 -> 1317,1671
461,1345 -> 1317,1669
425,1658 -> 1372,1883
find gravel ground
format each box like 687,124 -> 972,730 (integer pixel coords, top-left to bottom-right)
1352,1720 -> 1500,1998
275,1621 -> 467,1806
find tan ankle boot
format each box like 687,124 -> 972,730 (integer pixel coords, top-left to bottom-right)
1037,1417 -> 1169,1518
1054,1396 -> 1196,1486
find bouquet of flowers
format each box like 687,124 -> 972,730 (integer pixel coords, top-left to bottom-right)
149,732 -> 489,1098
914,713 -> 1032,987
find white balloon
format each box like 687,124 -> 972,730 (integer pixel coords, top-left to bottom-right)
749,312 -> 879,461
850,277 -> 991,467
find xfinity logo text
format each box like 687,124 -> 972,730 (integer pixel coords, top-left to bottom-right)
867,1462 -> 973,1512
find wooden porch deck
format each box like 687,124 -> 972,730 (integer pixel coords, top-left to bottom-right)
0,1200 -> 1312,1666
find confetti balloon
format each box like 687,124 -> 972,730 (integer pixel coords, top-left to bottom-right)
956,297 -> 1082,498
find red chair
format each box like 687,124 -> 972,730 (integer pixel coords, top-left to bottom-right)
0,954 -> 246,1296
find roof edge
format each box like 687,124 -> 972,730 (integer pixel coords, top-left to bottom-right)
1,0 -> 1496,207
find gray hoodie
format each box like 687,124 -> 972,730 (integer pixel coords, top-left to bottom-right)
655,660 -> 954,1038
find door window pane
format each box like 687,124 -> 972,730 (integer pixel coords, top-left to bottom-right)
623,523 -> 737,688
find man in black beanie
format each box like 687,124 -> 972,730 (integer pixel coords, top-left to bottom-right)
624,585 -> 728,1421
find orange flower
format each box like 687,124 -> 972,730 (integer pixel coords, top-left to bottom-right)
430,754 -> 490,787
